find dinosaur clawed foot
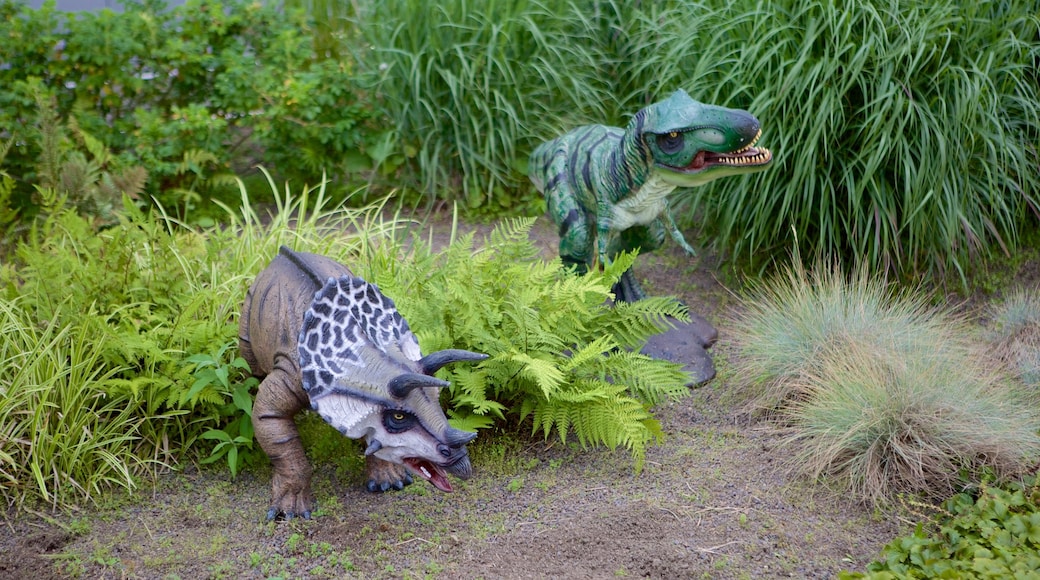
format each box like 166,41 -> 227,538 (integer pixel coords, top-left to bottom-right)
266,471 -> 316,521
365,455 -> 414,493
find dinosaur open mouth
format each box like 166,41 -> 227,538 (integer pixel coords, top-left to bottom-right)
404,458 -> 453,492
686,129 -> 772,171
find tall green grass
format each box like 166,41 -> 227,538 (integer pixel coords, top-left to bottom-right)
0,300 -> 144,509
0,177 -> 402,510
348,0 -> 1038,281
729,263 -> 1040,504
684,0 -> 1040,283
351,0 -> 611,213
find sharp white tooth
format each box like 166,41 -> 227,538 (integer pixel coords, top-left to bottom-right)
420,466 -> 431,478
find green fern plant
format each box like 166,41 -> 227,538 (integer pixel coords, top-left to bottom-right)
364,216 -> 692,468
184,341 -> 259,478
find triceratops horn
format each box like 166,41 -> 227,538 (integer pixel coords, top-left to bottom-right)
419,349 -> 489,374
364,439 -> 383,456
388,373 -> 450,398
445,427 -> 477,448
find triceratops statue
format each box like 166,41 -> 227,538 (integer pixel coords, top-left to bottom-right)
239,246 -> 487,519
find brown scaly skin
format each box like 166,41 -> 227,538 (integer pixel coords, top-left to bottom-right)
239,249 -> 480,520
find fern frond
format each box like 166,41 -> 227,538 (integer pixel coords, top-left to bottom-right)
510,351 -> 566,398
112,166 -> 149,200
67,112 -> 113,166
600,351 -> 690,405
176,149 -> 220,176
594,296 -> 689,348
560,335 -> 618,373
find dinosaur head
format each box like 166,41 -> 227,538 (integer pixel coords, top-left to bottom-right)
640,89 -> 772,187
298,276 -> 487,492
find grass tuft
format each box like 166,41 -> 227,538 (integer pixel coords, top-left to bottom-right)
788,340 -> 1040,504
729,262 -> 958,411
987,287 -> 1040,389
729,262 -> 1040,504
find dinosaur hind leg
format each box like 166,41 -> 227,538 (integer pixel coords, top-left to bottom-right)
608,223 -> 667,302
253,367 -> 314,520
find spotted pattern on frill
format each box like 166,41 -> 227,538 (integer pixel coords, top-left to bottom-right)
298,275 -> 417,401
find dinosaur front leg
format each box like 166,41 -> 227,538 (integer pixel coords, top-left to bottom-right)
364,455 -> 414,493
252,367 -> 314,520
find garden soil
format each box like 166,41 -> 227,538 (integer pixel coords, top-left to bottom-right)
3,213 -> 957,580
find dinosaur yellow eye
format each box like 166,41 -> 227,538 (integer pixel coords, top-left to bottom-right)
656,131 -> 685,154
383,410 -> 417,433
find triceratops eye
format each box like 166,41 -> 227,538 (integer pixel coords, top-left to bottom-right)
656,131 -> 685,154
383,410 -> 417,433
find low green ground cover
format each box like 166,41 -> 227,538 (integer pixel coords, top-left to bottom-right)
844,475 -> 1040,578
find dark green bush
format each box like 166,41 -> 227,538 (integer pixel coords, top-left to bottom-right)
0,0 -> 378,221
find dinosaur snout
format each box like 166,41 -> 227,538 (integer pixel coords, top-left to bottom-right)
446,454 -> 473,480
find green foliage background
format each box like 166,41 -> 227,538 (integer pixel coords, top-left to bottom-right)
351,0 -> 1039,283
3,0 -> 1038,282
0,0 -> 377,220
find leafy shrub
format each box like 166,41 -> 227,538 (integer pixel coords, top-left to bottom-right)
0,0 -> 378,221
842,476 -> 1040,579
729,262 -> 1040,504
362,218 -> 693,468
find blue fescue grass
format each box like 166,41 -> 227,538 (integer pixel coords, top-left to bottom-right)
988,287 -> 1040,390
730,262 -> 1040,504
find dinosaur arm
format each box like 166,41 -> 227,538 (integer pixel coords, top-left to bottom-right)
664,209 -> 696,257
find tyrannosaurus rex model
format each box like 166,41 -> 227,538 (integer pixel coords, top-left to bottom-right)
529,89 -> 773,303
239,246 -> 487,519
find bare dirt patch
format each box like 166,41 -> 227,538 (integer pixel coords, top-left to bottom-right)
3,215 -> 925,579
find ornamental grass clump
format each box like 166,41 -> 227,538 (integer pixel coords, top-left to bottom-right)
729,262 -> 957,412
987,287 -> 1040,390
788,340 -> 1040,505
729,262 -> 1040,504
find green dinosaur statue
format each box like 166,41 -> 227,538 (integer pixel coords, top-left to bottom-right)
529,89 -> 773,302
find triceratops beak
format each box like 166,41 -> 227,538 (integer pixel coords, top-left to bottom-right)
446,454 -> 473,480
388,373 -> 450,398
419,349 -> 489,374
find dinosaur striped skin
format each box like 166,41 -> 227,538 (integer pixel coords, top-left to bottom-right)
529,90 -> 772,301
